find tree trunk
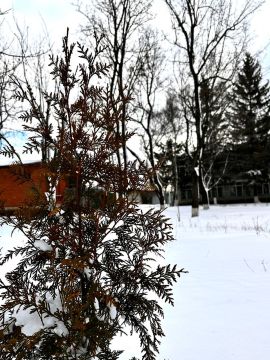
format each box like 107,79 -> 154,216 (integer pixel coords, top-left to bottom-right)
153,174 -> 165,209
173,149 -> 180,206
253,182 -> 260,203
191,169 -> 199,217
199,175 -> 210,210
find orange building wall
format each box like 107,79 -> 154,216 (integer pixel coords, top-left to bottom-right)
0,162 -> 49,208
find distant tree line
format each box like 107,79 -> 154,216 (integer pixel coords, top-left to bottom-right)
157,52 -> 270,207
0,0 -> 265,217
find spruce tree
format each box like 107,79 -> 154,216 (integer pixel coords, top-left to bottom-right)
0,31 -> 184,359
229,52 -> 270,145
228,53 -> 270,201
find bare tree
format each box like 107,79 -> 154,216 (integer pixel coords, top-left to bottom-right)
165,0 -> 261,216
161,91 -> 184,205
131,28 -> 167,207
0,59 -> 20,147
0,10 -> 22,156
199,79 -> 230,205
75,0 -> 152,175
0,13 -> 52,164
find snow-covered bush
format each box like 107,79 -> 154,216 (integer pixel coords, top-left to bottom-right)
0,30 -> 184,359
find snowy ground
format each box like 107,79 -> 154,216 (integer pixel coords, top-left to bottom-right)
1,203 -> 270,359
115,203 -> 270,360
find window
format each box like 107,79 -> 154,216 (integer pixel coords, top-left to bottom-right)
211,188 -> 217,198
182,189 -> 192,200
230,184 -> 243,197
230,185 -> 236,197
217,187 -> 223,198
263,183 -> 269,195
257,184 -> 262,195
246,186 -> 251,196
236,184 -> 243,197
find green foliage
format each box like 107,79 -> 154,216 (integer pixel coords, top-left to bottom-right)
0,30 -> 184,359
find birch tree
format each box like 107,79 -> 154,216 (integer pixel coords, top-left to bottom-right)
75,0 -> 152,174
165,0 -> 261,216
131,29 -> 167,207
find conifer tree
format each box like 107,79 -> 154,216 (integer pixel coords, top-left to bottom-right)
228,53 -> 270,202
0,30 -> 184,359
229,52 -> 270,145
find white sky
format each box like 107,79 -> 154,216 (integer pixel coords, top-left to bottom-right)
0,0 -> 269,163
0,0 -> 269,79
2,0 -> 270,62
1,0 -> 79,50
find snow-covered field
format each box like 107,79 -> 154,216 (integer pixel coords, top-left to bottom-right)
116,203 -> 270,359
1,203 -> 270,359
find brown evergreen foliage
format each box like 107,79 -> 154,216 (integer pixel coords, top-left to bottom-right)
0,30 -> 184,359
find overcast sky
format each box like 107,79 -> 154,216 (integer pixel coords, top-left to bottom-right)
2,0 -> 270,72
1,0 -> 269,164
